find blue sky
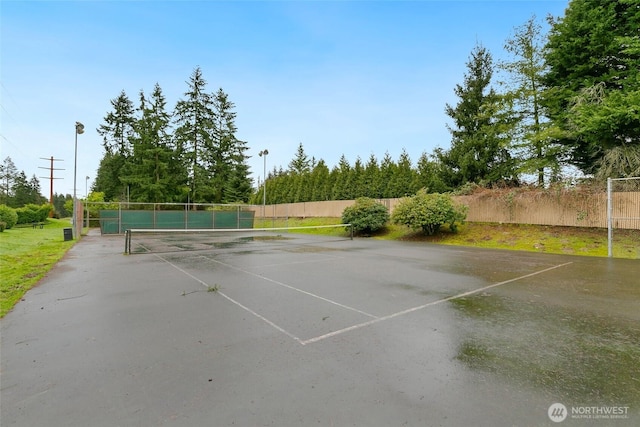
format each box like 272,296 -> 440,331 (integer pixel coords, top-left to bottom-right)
1,0 -> 569,198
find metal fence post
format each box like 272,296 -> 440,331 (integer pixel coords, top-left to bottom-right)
607,178 -> 612,258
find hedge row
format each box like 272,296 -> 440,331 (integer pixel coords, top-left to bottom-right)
0,204 -> 52,231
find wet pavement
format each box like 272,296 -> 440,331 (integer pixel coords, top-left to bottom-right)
1,230 -> 639,426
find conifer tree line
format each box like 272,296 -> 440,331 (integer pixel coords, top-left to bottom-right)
0,156 -> 48,208
94,67 -> 252,204
92,1 -> 638,205
249,145 -> 449,204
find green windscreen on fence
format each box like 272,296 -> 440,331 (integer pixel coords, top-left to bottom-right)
99,210 -> 120,234
99,209 -> 254,234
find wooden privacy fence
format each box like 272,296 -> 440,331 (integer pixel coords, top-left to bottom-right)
248,189 -> 640,230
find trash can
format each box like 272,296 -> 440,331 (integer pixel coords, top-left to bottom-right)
63,228 -> 73,241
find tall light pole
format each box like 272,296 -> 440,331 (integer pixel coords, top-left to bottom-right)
73,121 -> 84,239
85,176 -> 90,228
258,149 -> 269,218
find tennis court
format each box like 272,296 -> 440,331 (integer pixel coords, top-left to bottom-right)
2,228 -> 639,426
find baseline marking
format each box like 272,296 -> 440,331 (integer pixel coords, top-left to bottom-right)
301,262 -> 574,345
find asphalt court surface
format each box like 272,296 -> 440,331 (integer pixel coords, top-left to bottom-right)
2,229 -> 639,426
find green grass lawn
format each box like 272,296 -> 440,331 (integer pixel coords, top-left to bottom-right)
393,222 -> 640,259
0,219 -> 76,317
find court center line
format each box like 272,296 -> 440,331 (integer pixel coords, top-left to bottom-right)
153,253 -> 304,344
301,261 -> 574,345
197,255 -> 378,320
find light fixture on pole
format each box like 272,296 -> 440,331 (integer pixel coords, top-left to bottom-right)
85,176 -> 90,198
73,121 -> 84,239
258,149 -> 269,218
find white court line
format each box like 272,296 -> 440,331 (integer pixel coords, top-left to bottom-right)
153,253 -> 304,344
197,255 -> 378,319
301,261 -> 574,345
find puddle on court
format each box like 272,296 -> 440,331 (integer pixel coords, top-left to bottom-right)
203,239 -> 250,249
283,245 -> 343,253
388,282 -> 449,297
132,235 -> 292,253
250,235 -> 293,241
450,293 -> 640,406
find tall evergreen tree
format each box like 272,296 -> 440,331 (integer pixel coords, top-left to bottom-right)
28,175 -> 46,205
270,172 -> 288,204
11,172 -> 45,207
93,152 -> 128,202
95,91 -> 136,201
501,16 -> 561,186
351,157 -> 366,198
544,0 -> 640,175
212,88 -> 251,203
174,67 -> 216,204
309,159 -> 331,201
387,149 -> 416,197
122,84 -> 183,202
439,43 -> 516,188
288,143 -> 311,175
97,90 -> 136,156
331,155 -> 352,200
415,152 -> 448,193
0,156 -> 18,205
291,173 -> 307,203
363,154 -> 381,198
379,152 -> 397,198
11,171 -> 30,207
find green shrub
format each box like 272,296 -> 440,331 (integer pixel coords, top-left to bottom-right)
341,197 -> 390,235
0,205 -> 18,229
391,189 -> 468,235
16,204 -> 52,224
0,221 -> 6,232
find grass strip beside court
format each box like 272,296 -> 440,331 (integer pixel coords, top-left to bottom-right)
258,218 -> 640,259
0,219 -> 76,317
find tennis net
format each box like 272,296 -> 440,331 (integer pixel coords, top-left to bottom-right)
124,224 -> 353,254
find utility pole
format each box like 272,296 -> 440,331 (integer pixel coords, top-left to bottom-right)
39,157 -> 65,217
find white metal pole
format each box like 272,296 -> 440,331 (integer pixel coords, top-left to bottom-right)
259,149 -> 269,220
263,152 -> 267,214
73,132 -> 77,238
607,177 -> 613,258
73,122 -> 84,239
